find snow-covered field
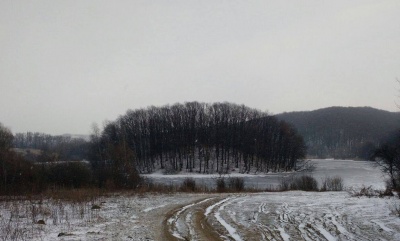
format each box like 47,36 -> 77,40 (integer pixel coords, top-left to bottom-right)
0,160 -> 399,241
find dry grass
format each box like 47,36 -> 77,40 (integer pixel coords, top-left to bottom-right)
279,175 -> 319,191
0,189 -> 107,241
180,178 -> 198,192
228,177 -> 245,192
350,186 -> 395,198
41,188 -> 104,202
320,176 -> 344,191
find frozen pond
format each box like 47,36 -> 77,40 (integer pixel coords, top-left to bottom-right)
305,159 -> 386,189
145,159 -> 387,189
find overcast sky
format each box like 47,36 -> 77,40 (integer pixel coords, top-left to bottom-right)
1,1 -> 400,135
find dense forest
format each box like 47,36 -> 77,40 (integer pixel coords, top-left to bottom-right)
0,102 -> 306,192
91,102 -> 306,175
276,107 -> 400,159
3,104 -> 400,193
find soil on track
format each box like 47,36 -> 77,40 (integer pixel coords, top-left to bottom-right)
162,196 -> 225,241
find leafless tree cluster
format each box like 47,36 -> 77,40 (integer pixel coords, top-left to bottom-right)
372,137 -> 400,190
0,125 -> 92,193
90,102 -> 306,176
0,123 -> 35,193
13,132 -> 88,162
14,132 -> 68,150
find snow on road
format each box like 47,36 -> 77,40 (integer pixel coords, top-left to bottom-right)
205,197 -> 231,216
214,198 -> 244,241
143,204 -> 167,212
167,197 -> 214,240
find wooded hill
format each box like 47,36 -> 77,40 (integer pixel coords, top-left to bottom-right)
276,107 -> 400,159
91,102 -> 306,175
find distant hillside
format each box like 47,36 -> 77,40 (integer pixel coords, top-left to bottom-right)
62,134 -> 90,141
276,107 -> 400,159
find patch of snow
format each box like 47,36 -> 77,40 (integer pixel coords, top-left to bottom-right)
330,215 -> 349,235
169,197 -> 214,240
143,204 -> 167,213
277,227 -> 290,241
205,197 -> 231,216
372,220 -> 393,232
315,225 -> 337,241
215,199 -> 244,241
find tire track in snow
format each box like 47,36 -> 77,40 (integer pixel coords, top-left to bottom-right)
252,202 -> 268,223
252,201 -> 284,241
257,224 -> 283,241
324,212 -> 355,240
166,197 -> 214,240
163,192 -> 400,241
239,197 -> 294,241
371,220 -> 394,232
258,199 -> 347,241
273,200 -> 360,241
230,195 -> 296,241
298,223 -> 315,241
275,201 -> 294,240
143,204 -> 167,212
205,196 -> 249,241
314,224 -> 337,241
214,199 -> 244,241
205,197 -> 232,216
277,202 -> 293,223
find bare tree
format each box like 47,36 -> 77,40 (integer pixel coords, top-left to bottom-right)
88,102 -> 307,175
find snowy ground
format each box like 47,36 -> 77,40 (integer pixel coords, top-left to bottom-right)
206,192 -> 400,241
0,160 -> 398,241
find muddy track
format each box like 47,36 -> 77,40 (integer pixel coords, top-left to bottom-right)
162,195 -> 273,241
163,196 -> 226,241
194,206 -> 225,241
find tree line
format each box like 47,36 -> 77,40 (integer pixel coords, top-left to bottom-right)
13,132 -> 88,162
0,102 -> 307,192
90,102 -> 306,177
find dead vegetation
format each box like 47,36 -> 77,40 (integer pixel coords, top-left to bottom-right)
279,175 -> 344,192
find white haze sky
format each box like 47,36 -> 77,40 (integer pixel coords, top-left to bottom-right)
1,1 -> 400,135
